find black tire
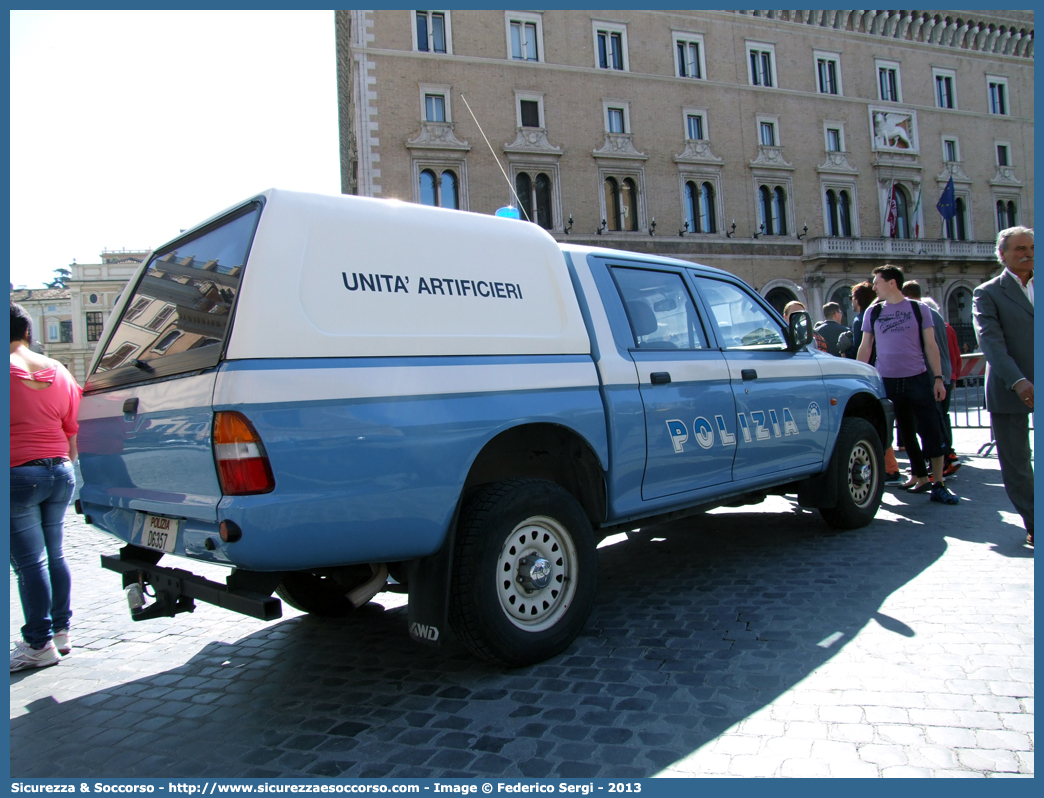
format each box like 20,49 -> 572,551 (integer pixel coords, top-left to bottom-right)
276,570 -> 361,617
819,417 -> 885,529
450,479 -> 597,667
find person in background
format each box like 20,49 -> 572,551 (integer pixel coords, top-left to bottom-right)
973,226 -> 1034,546
10,302 -> 81,671
782,300 -> 828,352
851,281 -> 902,484
857,265 -> 958,504
814,301 -> 852,357
901,281 -> 961,478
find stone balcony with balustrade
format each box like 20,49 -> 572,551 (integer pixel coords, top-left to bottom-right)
803,236 -> 997,269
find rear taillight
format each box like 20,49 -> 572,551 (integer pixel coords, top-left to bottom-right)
213,411 -> 275,495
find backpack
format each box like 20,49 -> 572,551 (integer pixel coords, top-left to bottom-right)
870,299 -> 925,356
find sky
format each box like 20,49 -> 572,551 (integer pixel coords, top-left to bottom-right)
9,10 -> 340,288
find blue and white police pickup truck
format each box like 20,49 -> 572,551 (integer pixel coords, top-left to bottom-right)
77,189 -> 893,666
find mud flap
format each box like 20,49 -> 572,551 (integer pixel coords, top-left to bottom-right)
795,451 -> 839,509
405,505 -> 460,647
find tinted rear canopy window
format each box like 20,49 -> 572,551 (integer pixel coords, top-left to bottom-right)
85,202 -> 261,392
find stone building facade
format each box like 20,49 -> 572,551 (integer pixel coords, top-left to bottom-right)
11,250 -> 146,382
335,9 -> 1033,348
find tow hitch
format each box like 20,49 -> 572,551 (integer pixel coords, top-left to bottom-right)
101,544 -> 283,622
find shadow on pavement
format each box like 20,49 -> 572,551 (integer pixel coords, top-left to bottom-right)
10,459 -> 1030,779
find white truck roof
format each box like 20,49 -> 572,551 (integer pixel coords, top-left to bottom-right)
224,189 -> 591,360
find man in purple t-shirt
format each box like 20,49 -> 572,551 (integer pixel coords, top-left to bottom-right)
857,264 -> 958,504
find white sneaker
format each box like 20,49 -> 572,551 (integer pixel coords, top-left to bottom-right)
10,640 -> 60,672
52,630 -> 71,656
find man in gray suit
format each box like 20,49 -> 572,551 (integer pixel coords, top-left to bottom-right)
973,226 -> 1034,546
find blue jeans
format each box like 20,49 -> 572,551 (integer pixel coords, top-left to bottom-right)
10,460 -> 75,648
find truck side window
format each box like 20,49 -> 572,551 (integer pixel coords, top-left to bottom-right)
691,276 -> 786,350
611,267 -> 708,350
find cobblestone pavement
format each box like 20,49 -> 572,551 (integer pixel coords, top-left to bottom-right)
11,428 -> 1033,778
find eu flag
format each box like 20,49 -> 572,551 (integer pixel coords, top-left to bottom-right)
937,176 -> 957,221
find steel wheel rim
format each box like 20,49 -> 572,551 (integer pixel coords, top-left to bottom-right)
497,515 -> 578,632
848,439 -> 877,508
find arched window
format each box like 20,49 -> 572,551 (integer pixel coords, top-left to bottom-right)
621,178 -> 638,231
604,177 -> 621,230
684,181 -> 699,232
419,169 -> 437,206
765,286 -> 797,316
516,173 -> 532,223
997,200 -> 1017,230
894,186 -> 910,239
826,190 -> 839,236
773,186 -> 788,236
419,168 -> 460,209
759,185 -> 773,235
830,286 -> 855,327
534,173 -> 553,229
699,182 -> 716,233
440,171 -> 458,209
839,191 -> 852,237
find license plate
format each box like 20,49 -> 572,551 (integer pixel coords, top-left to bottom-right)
140,514 -> 179,553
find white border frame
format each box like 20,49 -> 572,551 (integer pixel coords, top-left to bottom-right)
678,171 -> 725,236
672,30 -> 707,80
603,99 -> 631,134
823,121 -> 846,152
941,135 -> 960,164
682,107 -> 709,141
514,90 -> 545,129
813,50 -> 843,96
592,20 -> 629,72
820,180 -> 860,238
756,114 -> 781,147
745,40 -> 778,88
875,58 -> 903,103
504,11 -> 544,63
994,140 -> 1012,167
412,10 -> 453,55
932,67 -> 958,110
986,74 -> 1010,115
418,84 -> 453,123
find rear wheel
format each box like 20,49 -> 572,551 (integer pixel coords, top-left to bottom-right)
450,479 -> 597,666
819,417 -> 884,529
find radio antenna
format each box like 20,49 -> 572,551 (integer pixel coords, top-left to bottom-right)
460,93 -> 531,222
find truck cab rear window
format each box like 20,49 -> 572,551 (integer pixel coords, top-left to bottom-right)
86,204 -> 261,392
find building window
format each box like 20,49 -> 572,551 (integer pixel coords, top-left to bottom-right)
826,127 -> 842,152
825,189 -> 853,237
686,113 -> 704,141
996,199 -> 1018,230
123,297 -> 149,323
759,185 -> 788,236
759,121 -> 776,146
934,69 -> 956,109
99,342 -> 136,370
86,311 -> 104,343
594,23 -> 627,71
747,43 -> 776,87
997,144 -> 1010,166
943,138 -> 959,163
507,13 -> 541,62
987,76 -> 1008,115
153,330 -> 182,354
146,304 -> 175,331
607,106 -> 626,134
877,61 -> 901,102
604,176 -> 638,232
815,52 -> 841,95
944,198 -> 968,241
684,181 -> 717,234
520,100 -> 540,128
425,93 -> 446,123
892,186 -> 911,239
674,33 -> 705,79
419,168 -> 459,209
47,322 -> 59,342
415,11 -> 448,54
515,172 -> 553,229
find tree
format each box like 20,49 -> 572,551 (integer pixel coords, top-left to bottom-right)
46,267 -> 71,289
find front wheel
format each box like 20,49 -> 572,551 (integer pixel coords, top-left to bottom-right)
450,479 -> 597,666
819,417 -> 885,529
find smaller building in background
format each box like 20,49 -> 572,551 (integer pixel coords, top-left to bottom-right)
11,249 -> 147,382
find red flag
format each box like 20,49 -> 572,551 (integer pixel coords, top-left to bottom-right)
884,179 -> 899,238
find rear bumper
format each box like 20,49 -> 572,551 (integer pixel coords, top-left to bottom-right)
101,544 -> 282,622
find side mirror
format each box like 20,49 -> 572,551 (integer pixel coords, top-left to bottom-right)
788,311 -> 814,351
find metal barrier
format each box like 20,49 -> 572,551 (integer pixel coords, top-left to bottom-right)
950,353 -> 1033,435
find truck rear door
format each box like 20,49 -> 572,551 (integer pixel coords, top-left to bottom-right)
78,201 -> 262,525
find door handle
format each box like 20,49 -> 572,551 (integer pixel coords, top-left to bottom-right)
122,398 -> 139,415
650,372 -> 672,385
741,369 -> 758,381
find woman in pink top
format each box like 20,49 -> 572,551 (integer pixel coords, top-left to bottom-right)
10,302 -> 81,671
